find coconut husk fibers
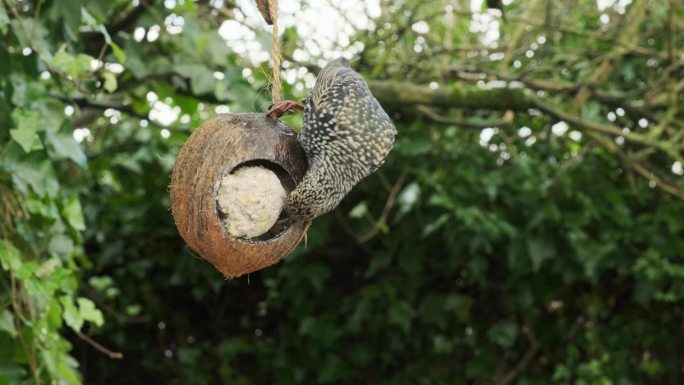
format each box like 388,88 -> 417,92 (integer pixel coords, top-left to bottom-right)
170,113 -> 309,278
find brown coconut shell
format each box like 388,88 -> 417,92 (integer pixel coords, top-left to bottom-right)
169,113 -> 309,278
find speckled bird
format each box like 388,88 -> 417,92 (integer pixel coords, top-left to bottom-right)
267,58 -> 397,222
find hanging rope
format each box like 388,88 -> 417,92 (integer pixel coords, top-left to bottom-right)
268,0 -> 282,103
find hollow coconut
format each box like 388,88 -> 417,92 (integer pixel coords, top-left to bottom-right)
169,113 -> 310,278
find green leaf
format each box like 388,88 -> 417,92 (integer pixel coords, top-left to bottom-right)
47,234 -> 75,260
10,18 -> 51,59
57,361 -> 82,385
52,51 -> 93,80
487,321 -> 519,348
109,42 -> 126,64
0,240 -> 22,271
60,296 -> 84,331
318,356 -> 350,383
0,2 -> 9,34
422,213 -> 450,237
57,0 -> 82,40
397,182 -> 420,215
45,130 -> 87,167
89,276 -> 114,291
527,236 -> 555,271
397,137 -> 431,156
432,335 -> 454,354
0,311 -> 17,337
125,304 -> 142,316
14,260 -> 37,280
0,333 -> 14,362
388,300 -> 415,333
12,159 -> 60,198
46,298 -> 64,329
35,257 -> 61,277
444,293 -> 473,321
62,196 -> 86,231
77,297 -> 104,327
0,362 -> 26,382
123,41 -> 149,79
102,71 -> 117,92
348,202 -> 368,219
10,109 -> 43,153
365,251 -> 392,277
174,64 -> 216,95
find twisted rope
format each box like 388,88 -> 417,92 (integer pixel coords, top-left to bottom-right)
268,0 -> 282,103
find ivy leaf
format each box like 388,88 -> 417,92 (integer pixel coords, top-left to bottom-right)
110,42 -> 126,64
123,41 -> 148,79
0,333 -> 14,362
388,300 -> 415,333
0,240 -> 22,272
527,236 -> 555,271
77,298 -> 104,327
126,304 -> 142,316
397,182 -> 420,216
10,110 -> 43,153
56,0 -> 82,40
62,196 -> 86,231
12,159 -> 60,198
45,130 -> 87,167
0,363 -> 27,381
89,276 -> 114,292
432,335 -> 454,354
60,296 -> 84,331
52,51 -> 93,80
0,2 -> 9,34
422,213 -> 450,237
0,310 -> 17,337
365,251 -> 392,277
35,257 -> 61,278
103,71 -> 117,92
348,202 -> 368,218
318,356 -> 351,383
487,321 -> 519,348
174,64 -> 215,95
57,361 -> 82,385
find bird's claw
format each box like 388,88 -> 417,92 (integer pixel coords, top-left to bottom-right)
266,100 -> 305,120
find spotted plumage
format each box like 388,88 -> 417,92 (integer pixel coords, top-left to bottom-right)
283,58 -> 397,222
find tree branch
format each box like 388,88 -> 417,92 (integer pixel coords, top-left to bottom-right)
368,81 -> 533,111
415,106 -> 515,129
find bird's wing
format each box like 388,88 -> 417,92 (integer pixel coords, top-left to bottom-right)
337,77 -> 396,173
299,66 -> 359,159
305,67 -> 395,174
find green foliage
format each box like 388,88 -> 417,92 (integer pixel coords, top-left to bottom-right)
1,0 -> 683,385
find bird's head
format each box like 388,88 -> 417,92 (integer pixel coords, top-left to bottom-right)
326,57 -> 351,68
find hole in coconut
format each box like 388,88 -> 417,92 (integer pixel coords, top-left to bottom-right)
216,159 -> 294,242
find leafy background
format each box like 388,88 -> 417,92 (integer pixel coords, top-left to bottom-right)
1,0 -> 683,384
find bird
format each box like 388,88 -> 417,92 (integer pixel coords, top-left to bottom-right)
255,0 -> 273,25
267,58 -> 397,223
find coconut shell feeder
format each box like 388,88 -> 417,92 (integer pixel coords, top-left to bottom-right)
170,113 -> 310,278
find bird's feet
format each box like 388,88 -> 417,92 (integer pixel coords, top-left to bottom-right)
266,100 -> 304,119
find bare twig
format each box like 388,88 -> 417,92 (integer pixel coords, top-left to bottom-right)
493,325 -> 540,385
358,170 -> 407,243
81,284 -> 150,325
75,331 -> 124,359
